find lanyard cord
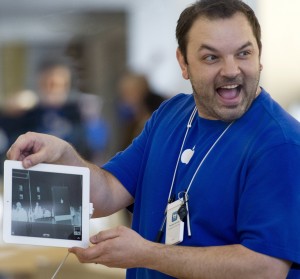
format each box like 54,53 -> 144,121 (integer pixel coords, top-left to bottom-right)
185,121 -> 233,194
167,106 -> 234,201
156,106 -> 233,243
167,106 -> 198,202
155,106 -> 197,243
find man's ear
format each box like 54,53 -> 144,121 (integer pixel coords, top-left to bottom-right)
176,48 -> 189,80
259,63 -> 263,71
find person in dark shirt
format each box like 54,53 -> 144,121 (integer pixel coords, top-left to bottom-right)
23,58 -> 87,155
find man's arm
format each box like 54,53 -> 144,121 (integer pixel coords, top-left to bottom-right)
7,132 -> 134,217
85,163 -> 134,217
145,240 -> 291,279
70,225 -> 291,279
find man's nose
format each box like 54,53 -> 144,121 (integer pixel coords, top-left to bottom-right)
220,57 -> 241,78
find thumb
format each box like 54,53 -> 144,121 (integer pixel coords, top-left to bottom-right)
22,157 -> 35,169
90,227 -> 121,244
22,152 -> 47,168
90,232 -> 105,244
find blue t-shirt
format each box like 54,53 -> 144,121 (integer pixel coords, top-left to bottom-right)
103,89 -> 300,279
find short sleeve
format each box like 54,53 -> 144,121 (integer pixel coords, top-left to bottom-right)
238,142 -> 300,264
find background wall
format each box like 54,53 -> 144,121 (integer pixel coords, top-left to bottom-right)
0,0 -> 259,99
258,0 -> 300,108
1,0 -> 300,107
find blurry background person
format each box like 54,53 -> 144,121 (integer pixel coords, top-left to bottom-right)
117,71 -> 166,150
79,93 -> 109,165
23,58 -> 87,155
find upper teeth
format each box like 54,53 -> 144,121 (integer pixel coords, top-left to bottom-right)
221,84 -> 239,89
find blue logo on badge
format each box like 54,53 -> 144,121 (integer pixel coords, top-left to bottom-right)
172,211 -> 178,222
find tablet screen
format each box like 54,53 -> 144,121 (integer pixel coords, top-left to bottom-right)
3,160 -> 90,248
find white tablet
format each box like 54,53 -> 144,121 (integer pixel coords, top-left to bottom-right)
3,160 -> 91,248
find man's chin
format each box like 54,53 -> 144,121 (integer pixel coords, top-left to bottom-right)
216,107 -> 247,122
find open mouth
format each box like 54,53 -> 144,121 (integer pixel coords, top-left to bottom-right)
216,84 -> 242,105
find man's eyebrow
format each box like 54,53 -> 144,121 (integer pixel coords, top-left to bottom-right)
198,44 -> 217,52
198,41 -> 254,52
237,41 -> 253,51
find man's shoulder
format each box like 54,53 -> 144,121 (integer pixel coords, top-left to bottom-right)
158,93 -> 194,113
248,89 -> 300,144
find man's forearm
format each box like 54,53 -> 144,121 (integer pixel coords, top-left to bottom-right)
141,242 -> 291,279
87,164 -> 134,217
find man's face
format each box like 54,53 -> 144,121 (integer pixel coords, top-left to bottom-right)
177,12 -> 262,121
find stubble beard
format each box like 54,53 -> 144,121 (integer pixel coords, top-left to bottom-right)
191,73 -> 261,122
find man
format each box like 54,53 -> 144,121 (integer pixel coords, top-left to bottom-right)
23,58 -> 87,154
7,0 -> 300,278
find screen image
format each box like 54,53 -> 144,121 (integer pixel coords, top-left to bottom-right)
11,169 -> 83,241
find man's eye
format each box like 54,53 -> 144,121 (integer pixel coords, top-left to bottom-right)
238,50 -> 251,57
204,55 -> 218,62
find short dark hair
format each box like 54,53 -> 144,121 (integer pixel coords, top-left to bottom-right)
176,0 -> 262,63
37,57 -> 72,74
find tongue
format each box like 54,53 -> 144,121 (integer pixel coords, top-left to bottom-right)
217,88 -> 238,100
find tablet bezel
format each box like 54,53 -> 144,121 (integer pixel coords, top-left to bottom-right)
3,160 -> 90,248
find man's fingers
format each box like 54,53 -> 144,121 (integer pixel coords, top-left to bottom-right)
69,245 -> 105,264
7,132 -> 38,162
90,226 -> 124,244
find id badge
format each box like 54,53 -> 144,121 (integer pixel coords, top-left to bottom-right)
165,199 -> 184,245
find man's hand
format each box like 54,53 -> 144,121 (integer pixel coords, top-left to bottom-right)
69,225 -> 291,279
7,132 -> 80,168
69,226 -> 149,269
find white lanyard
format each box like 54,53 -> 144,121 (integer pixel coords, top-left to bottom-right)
156,106 -> 234,243
167,106 -> 198,202
167,106 -> 234,201
165,106 -> 233,239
